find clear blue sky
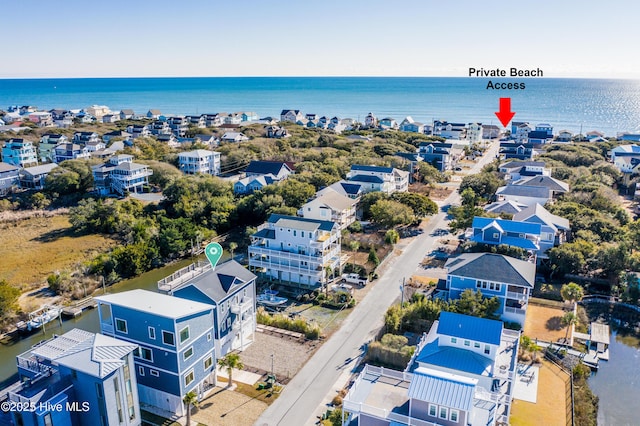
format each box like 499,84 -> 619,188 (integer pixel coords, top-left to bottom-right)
1,0 -> 637,78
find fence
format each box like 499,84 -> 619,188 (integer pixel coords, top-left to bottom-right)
544,349 -> 574,426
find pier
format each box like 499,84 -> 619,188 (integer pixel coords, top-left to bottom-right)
61,297 -> 98,318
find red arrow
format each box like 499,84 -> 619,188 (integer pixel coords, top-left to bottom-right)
495,97 -> 516,127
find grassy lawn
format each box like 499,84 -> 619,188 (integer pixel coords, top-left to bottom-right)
290,303 -> 352,335
510,360 -> 569,426
0,215 -> 115,288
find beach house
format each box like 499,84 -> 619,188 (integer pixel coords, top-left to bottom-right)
19,163 -> 58,190
343,311 -> 520,426
513,203 -> 570,254
0,162 -> 20,195
95,290 -> 216,417
178,149 -> 221,175
280,109 -> 304,123
92,154 -> 153,195
9,328 -> 140,426
233,174 -> 277,195
495,184 -> 553,208
54,143 -> 91,163
159,260 -> 258,356
2,139 -> 38,167
248,214 -> 341,289
298,189 -> 358,230
468,216 -> 542,258
220,132 -> 248,143
316,180 -> 364,200
399,116 -> 425,133
245,160 -> 293,181
445,253 -> 535,325
417,142 -> 456,171
346,164 -> 409,194
499,161 -> 550,181
39,133 -> 68,162
499,142 -> 536,160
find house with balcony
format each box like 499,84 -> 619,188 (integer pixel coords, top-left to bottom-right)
95,290 -> 216,417
221,132 -> 248,143
343,311 -> 520,426
85,105 -> 111,119
126,124 -> 151,139
378,117 -> 399,130
556,130 -> 573,143
513,203 -> 570,256
54,143 -> 90,163
120,109 -> 135,120
399,116 -> 425,133
610,144 -> 640,174
499,161 -> 550,181
512,175 -> 569,199
0,162 -> 20,196
466,122 -> 483,143
73,131 -> 100,145
27,111 -> 54,127
147,109 -> 162,119
20,163 -> 58,190
499,142 -> 536,160
2,138 -> 38,167
92,154 -> 152,195
158,260 -> 257,357
468,216 -> 542,260
417,142 -> 456,171
445,253 -> 535,325
346,164 -> 409,194
434,121 -> 466,139
39,133 -> 68,162
150,120 -> 171,136
316,180 -> 364,200
186,114 -> 206,128
510,122 -> 531,143
483,124 -> 500,139
265,125 -> 291,138
178,149 -> 221,175
167,116 -> 189,137
7,328 -> 140,426
249,214 -> 341,289
202,113 -> 224,127
298,189 -> 357,230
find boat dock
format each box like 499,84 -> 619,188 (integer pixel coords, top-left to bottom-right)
573,322 -> 610,367
61,297 -> 98,317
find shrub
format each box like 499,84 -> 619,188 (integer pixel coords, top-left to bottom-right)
385,229 -> 400,245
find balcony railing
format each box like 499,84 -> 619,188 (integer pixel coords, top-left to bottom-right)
505,306 -> 526,316
230,299 -> 253,315
506,291 -> 527,301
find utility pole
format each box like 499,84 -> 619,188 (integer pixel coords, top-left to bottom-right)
400,277 -> 405,306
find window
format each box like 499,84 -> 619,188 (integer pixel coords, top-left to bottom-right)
293,230 -> 297,236
185,370 -> 195,386
138,366 -> 145,376
43,414 -> 53,426
114,378 -> 123,422
115,318 -> 128,333
184,347 -> 193,361
180,327 -> 190,343
450,337 -> 457,344
474,342 -> 480,348
464,340 -> 470,346
95,383 -> 104,398
135,347 -> 153,362
148,327 -> 156,340
162,331 -> 175,346
429,404 -> 437,417
450,409 -> 459,422
439,407 -> 448,420
150,369 -> 159,377
484,345 -> 491,355
207,333 -> 212,342
204,356 -> 213,369
493,232 -> 499,239
490,282 -> 495,290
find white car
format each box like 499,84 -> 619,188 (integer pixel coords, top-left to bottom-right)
341,273 -> 368,286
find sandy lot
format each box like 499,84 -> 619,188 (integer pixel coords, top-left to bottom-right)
511,360 -> 569,426
523,303 -> 571,343
191,386 -> 268,426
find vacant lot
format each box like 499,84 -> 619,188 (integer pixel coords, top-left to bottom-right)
524,303 -> 571,343
0,215 -> 115,288
191,385 -> 269,426
511,360 -> 569,426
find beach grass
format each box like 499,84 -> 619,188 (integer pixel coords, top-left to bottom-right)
0,214 -> 115,288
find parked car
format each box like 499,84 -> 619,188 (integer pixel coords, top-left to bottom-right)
341,273 -> 368,286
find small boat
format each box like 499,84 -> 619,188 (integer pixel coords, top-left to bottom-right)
257,289 -> 288,307
27,305 -> 61,331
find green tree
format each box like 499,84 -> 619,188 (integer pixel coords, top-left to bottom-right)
228,242 -> 238,259
560,282 -> 584,306
385,229 -> 400,245
459,171 -> 502,199
368,247 -> 380,266
182,391 -> 199,426
45,167 -> 81,196
561,312 -> 578,344
391,192 -> 438,217
348,240 -> 360,269
451,289 -> 500,319
218,353 -> 244,387
370,199 -> 415,228
0,279 -> 20,318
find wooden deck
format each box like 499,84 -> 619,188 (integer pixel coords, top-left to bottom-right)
61,297 -> 97,317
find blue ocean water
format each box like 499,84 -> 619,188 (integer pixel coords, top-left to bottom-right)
1,77 -> 640,136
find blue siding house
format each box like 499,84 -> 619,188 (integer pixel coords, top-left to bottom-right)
7,328 -> 140,426
513,203 -> 570,258
95,290 -> 216,417
445,253 -> 536,325
160,260 -> 258,357
470,216 -> 542,259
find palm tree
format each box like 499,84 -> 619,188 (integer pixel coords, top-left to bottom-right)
218,353 -> 244,387
561,312 -> 578,345
182,391 -> 199,426
560,282 -> 584,307
349,241 -> 360,270
228,242 -> 238,260
530,343 -> 542,363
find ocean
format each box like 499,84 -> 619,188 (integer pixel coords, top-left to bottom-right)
1,77 -> 640,136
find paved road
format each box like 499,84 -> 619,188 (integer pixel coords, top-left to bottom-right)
254,140 -> 500,426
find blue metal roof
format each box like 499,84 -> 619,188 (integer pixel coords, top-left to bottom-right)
437,312 -> 503,346
472,217 -> 541,235
351,164 -> 394,173
469,234 -> 539,250
416,342 -> 493,376
408,367 -> 477,411
339,182 -> 362,195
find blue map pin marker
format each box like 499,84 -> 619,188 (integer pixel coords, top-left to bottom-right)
205,242 -> 223,270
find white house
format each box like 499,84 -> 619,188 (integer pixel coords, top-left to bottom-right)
466,122 -> 483,143
244,160 -> 293,181
280,109 -> 303,123
298,189 -> 357,230
499,161 -> 551,181
178,149 -> 221,176
221,132 -> 248,143
248,214 -> 341,289
92,154 -> 152,195
346,165 -> 409,194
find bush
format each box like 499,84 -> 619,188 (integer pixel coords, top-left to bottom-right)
385,229 -> 400,245
257,307 -> 322,340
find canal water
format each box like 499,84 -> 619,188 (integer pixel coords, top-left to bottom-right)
0,256 -> 206,388
588,332 -> 640,426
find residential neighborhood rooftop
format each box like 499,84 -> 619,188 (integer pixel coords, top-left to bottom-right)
95,289 -> 213,319
445,252 -> 536,288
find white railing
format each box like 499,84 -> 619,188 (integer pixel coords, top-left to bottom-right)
505,307 -> 526,315
101,322 -> 114,335
158,261 -> 211,292
506,291 -> 527,301
230,299 -> 253,315
343,400 -> 440,426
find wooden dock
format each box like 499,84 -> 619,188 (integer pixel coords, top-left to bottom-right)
61,297 -> 98,317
